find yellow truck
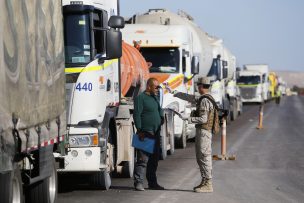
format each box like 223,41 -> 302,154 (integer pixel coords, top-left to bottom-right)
268,72 -> 278,99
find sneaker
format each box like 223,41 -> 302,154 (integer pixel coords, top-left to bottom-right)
194,180 -> 213,193
134,183 -> 145,191
148,183 -> 165,190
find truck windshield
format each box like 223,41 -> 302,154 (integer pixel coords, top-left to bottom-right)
237,76 -> 261,85
140,47 -> 180,73
207,58 -> 221,80
64,14 -> 91,65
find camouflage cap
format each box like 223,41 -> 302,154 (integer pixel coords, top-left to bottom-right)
197,77 -> 211,86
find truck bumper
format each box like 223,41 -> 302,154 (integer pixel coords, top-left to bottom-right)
242,96 -> 263,103
58,147 -> 105,172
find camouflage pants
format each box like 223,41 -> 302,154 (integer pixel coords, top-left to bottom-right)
195,129 -> 212,180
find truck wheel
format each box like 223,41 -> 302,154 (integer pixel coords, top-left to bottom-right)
92,170 -> 111,190
121,146 -> 135,178
25,157 -> 57,203
168,114 -> 175,155
160,118 -> 167,160
0,164 -> 24,203
175,120 -> 187,149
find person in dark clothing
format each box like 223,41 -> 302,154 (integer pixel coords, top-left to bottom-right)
133,78 -> 164,191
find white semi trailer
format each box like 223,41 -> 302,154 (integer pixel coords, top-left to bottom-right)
244,64 -> 271,102
122,24 -> 199,152
237,70 -> 264,103
128,9 -> 241,140
59,0 -> 144,190
130,9 -> 242,110
224,48 -> 243,120
208,37 -> 242,121
0,1 -> 67,202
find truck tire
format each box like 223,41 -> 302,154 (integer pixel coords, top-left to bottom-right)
25,157 -> 57,203
119,126 -> 135,178
121,146 -> 135,178
168,114 -> 175,155
175,120 -> 187,149
160,117 -> 168,160
92,170 -> 111,190
0,165 -> 24,203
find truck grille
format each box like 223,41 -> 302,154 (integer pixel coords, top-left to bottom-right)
240,87 -> 257,99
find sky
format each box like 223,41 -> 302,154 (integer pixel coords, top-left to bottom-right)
120,0 -> 304,72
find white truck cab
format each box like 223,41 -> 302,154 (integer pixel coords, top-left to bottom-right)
237,70 -> 264,103
243,64 -> 270,102
122,24 -> 199,154
226,68 -> 243,119
60,0 -> 126,190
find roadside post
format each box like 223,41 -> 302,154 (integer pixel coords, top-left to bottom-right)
213,114 -> 236,161
257,103 -> 264,129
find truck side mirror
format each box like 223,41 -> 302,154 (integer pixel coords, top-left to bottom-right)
236,67 -> 241,79
106,29 -> 122,59
223,67 -> 228,79
191,56 -> 199,75
108,16 -> 125,29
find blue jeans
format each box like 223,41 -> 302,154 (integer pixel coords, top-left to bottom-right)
134,132 -> 160,186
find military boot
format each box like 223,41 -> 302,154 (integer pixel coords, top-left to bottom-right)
194,179 -> 213,193
193,179 -> 206,191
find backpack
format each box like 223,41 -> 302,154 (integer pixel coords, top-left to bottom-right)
197,94 -> 220,135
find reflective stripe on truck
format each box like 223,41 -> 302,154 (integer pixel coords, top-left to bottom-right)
26,135 -> 65,152
65,59 -> 118,73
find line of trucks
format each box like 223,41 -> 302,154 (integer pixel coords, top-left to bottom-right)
3,0 -> 282,202
237,64 -> 287,104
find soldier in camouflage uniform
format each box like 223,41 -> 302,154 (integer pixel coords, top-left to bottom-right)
173,77 -> 215,193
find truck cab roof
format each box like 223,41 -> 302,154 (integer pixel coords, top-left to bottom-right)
122,24 -> 191,47
239,70 -> 262,77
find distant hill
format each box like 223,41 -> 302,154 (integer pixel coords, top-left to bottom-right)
275,71 -> 304,88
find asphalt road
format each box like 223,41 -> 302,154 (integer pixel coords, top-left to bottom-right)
58,96 -> 304,203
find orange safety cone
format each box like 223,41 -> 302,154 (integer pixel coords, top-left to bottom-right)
213,116 -> 236,161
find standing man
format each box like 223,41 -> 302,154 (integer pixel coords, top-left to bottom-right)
133,78 -> 165,191
173,77 -> 218,193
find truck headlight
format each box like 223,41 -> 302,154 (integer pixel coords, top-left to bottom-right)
69,135 -> 90,147
69,134 -> 99,147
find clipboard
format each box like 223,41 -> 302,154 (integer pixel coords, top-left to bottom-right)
132,134 -> 155,154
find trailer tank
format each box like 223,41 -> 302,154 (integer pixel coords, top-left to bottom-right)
121,42 -> 150,96
132,9 -> 213,78
131,9 -> 237,113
